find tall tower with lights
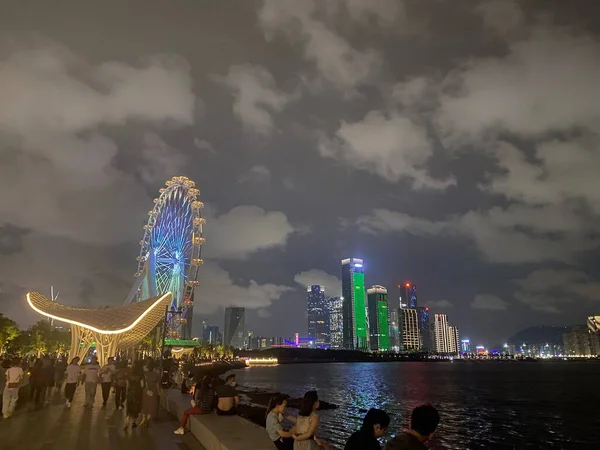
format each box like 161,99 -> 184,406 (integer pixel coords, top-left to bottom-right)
367,285 -> 390,352
307,285 -> 329,347
433,313 -> 451,353
399,282 -> 418,308
327,296 -> 344,349
224,307 -> 245,349
342,258 -> 368,350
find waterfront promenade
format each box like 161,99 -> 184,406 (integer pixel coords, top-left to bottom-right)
0,387 -> 205,450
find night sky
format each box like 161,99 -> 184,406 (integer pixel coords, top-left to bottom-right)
1,0 -> 599,346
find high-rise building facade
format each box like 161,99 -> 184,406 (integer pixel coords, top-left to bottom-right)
564,325 -> 600,356
388,308 -> 400,352
399,308 -> 421,351
587,316 -> 600,334
367,285 -> 390,352
202,321 -> 220,345
461,339 -> 471,353
433,314 -> 451,353
223,307 -> 245,348
448,325 -> 460,354
327,296 -> 344,349
400,282 -> 418,308
417,306 -> 432,352
307,285 -> 329,347
342,258 -> 368,350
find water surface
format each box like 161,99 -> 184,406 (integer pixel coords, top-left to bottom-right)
234,361 -> 600,449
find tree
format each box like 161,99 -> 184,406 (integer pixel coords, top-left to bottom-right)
28,321 -> 52,357
46,327 -> 70,355
8,331 -> 33,355
0,313 -> 20,354
8,321 -> 70,357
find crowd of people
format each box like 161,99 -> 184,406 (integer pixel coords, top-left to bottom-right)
4,354 -> 440,449
1,354 -> 162,429
174,369 -> 440,450
264,391 -> 439,450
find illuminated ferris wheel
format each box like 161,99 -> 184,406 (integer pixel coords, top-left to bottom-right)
125,176 -> 205,339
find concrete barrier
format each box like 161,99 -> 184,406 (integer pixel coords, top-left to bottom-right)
162,389 -> 275,450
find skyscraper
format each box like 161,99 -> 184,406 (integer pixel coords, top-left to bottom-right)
327,296 -> 344,349
342,258 -> 368,350
417,306 -> 432,352
367,285 -> 390,352
400,282 -> 418,308
307,285 -> 329,347
433,314 -> 450,353
388,308 -> 400,352
202,321 -> 220,344
587,316 -> 600,334
399,308 -> 421,351
448,325 -> 460,354
223,307 -> 245,349
461,339 -> 471,353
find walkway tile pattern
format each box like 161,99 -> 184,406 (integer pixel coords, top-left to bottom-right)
0,386 -> 205,450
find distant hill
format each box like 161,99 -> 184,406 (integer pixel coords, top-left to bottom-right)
507,325 -> 569,346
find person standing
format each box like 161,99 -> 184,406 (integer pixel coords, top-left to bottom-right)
384,405 -> 439,450
345,408 -> 390,450
100,357 -> 116,407
139,360 -> 160,427
2,357 -> 24,419
113,361 -> 128,410
125,360 -> 144,430
41,357 -> 55,405
64,357 -> 81,408
54,358 -> 67,392
82,356 -> 100,408
28,359 -> 45,408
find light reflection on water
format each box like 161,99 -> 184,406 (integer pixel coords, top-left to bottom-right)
234,361 -> 600,449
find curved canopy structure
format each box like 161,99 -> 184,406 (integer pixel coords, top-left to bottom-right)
26,291 -> 172,365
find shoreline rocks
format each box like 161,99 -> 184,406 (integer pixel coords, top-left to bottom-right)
187,361 -> 338,429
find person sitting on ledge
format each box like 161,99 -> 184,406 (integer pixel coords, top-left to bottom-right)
344,408 -> 390,450
215,373 -> 239,416
293,390 -> 329,449
174,375 -> 216,435
384,404 -> 439,450
181,372 -> 195,394
266,394 -> 297,450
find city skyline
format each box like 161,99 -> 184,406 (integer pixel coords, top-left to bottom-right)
242,257 -> 463,355
1,1 -> 600,348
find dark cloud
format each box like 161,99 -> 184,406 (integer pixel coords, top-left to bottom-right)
471,294 -> 509,311
1,0 -> 599,345
0,224 -> 29,255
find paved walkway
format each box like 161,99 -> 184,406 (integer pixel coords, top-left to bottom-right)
0,386 -> 205,450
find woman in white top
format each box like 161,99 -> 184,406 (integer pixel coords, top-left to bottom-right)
293,391 -> 328,449
64,357 -> 81,408
2,357 -> 24,419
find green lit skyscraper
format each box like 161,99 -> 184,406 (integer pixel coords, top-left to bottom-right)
367,285 -> 390,352
342,258 -> 368,350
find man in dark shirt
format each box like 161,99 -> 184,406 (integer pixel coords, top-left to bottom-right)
215,374 -> 239,415
384,404 -> 439,450
345,408 -> 390,450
